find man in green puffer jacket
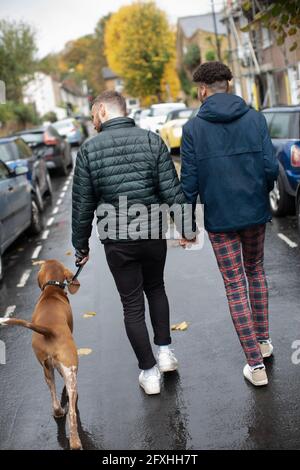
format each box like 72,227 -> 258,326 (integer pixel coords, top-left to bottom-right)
72,91 -> 195,395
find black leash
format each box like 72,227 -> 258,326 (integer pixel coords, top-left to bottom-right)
72,263 -> 84,282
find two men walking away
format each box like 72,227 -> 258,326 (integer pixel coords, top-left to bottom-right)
72,91 -> 194,395
181,62 -> 279,386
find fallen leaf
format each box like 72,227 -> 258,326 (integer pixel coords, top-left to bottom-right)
77,348 -> 92,356
171,321 -> 189,331
65,250 -> 72,256
83,311 -> 96,318
32,260 -> 45,266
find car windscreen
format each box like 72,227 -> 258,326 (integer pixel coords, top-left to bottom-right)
18,133 -> 44,145
268,112 -> 298,139
0,142 -> 14,162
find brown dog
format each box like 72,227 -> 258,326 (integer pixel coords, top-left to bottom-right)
0,260 -> 82,450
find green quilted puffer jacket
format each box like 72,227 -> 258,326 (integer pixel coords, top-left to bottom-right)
72,117 -> 191,250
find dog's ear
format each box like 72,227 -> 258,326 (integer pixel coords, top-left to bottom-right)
64,268 -> 80,295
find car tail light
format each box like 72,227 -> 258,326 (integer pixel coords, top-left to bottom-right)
44,131 -> 59,146
291,144 -> 300,167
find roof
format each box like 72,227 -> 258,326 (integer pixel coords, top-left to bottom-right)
102,67 -> 119,80
178,12 -> 226,38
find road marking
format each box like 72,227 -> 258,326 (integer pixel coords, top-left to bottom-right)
278,233 -> 298,248
17,269 -> 31,288
41,229 -> 50,240
56,198 -> 62,206
60,191 -> 66,198
52,207 -> 59,215
47,217 -> 55,227
63,185 -> 68,191
31,245 -> 42,259
4,305 -> 16,318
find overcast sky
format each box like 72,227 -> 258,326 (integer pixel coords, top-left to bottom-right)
1,0 -> 224,58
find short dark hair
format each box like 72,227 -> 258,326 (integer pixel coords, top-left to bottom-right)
92,90 -> 127,115
193,61 -> 233,85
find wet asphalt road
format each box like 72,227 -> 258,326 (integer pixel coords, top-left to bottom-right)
0,153 -> 300,450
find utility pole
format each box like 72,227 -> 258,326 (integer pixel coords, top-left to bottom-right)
211,0 -> 221,61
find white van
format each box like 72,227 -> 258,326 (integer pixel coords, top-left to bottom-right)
140,102 -> 186,133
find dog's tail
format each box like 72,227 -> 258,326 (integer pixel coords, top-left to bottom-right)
0,317 -> 54,337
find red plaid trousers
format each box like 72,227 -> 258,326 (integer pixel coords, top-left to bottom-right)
208,224 -> 269,366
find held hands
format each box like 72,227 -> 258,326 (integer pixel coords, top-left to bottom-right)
179,237 -> 197,248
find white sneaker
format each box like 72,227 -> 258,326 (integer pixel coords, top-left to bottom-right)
139,366 -> 161,395
243,364 -> 268,386
157,348 -> 178,373
259,340 -> 274,358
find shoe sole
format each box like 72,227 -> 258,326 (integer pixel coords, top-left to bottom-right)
243,371 -> 268,386
159,364 -> 178,373
262,351 -> 273,358
139,382 -> 161,395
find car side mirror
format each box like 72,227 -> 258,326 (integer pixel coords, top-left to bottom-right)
14,166 -> 28,176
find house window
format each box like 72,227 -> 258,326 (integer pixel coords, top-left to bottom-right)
261,27 -> 272,49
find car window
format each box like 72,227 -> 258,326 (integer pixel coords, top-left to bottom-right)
18,133 -> 44,145
0,160 -> 10,180
262,112 -> 274,130
0,143 -> 14,162
269,112 -> 294,139
15,139 -> 32,159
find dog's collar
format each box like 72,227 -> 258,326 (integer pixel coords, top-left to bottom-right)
42,280 -> 66,290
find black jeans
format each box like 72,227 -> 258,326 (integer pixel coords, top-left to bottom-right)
104,239 -> 171,369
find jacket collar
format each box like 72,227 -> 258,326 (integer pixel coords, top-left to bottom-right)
101,117 -> 136,131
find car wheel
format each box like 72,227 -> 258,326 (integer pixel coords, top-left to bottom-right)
60,162 -> 69,176
45,172 -> 53,202
29,198 -> 44,235
269,174 -> 295,217
35,183 -> 44,211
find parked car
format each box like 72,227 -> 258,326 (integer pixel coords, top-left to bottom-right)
53,118 -> 85,147
74,114 -> 90,139
262,106 -> 300,216
138,108 -> 151,128
14,125 -> 73,176
159,108 -> 196,152
140,102 -> 187,133
0,160 -> 43,280
0,136 -> 52,210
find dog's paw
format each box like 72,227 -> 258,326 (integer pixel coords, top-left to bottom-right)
70,436 -> 82,450
53,406 -> 66,419
0,318 -> 9,326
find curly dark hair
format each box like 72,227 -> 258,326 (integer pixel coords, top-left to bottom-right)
193,61 -> 233,84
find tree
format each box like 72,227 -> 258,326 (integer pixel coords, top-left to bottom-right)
0,20 -> 37,102
241,0 -> 300,51
183,44 -> 201,72
104,1 -> 179,102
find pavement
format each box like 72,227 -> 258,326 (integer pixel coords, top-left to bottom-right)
0,151 -> 300,450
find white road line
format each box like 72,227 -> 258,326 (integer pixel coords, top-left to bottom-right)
52,207 -> 59,215
31,245 -> 42,259
60,192 -> 66,198
17,270 -> 31,288
41,229 -> 50,240
62,185 -> 68,191
47,217 -> 55,227
4,305 -> 16,318
278,233 -> 298,248
56,198 -> 62,206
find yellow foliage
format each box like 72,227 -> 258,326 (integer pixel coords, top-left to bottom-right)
104,1 -> 179,102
